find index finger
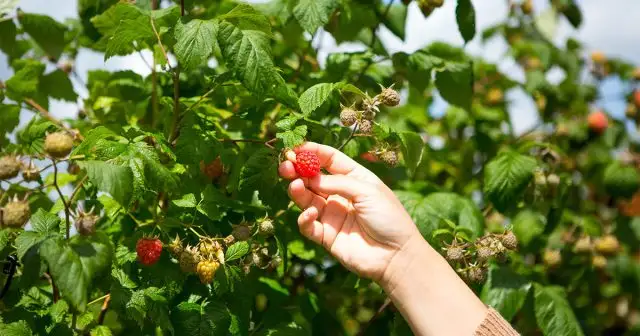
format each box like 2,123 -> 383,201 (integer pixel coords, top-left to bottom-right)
294,142 -> 380,182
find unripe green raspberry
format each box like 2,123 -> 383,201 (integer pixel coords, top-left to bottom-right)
2,197 -> 31,228
340,107 -> 358,127
258,218 -> 275,237
378,86 -> 400,106
501,231 -> 518,250
445,246 -> 464,262
44,132 -> 74,159
358,120 -> 373,135
379,150 -> 398,167
476,246 -> 493,261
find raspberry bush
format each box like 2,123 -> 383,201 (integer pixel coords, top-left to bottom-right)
0,0 -> 639,335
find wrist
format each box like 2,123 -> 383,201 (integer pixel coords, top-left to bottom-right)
379,233 -> 434,294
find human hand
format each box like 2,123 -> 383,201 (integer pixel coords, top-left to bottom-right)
278,142 -> 422,282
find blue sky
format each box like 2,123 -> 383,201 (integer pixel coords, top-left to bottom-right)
1,0 -> 639,135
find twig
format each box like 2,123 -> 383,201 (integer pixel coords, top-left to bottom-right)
71,313 -> 77,330
180,0 -> 185,16
44,271 -> 59,303
150,17 -> 172,71
97,294 -> 111,325
52,160 -> 71,239
69,175 -> 88,205
357,297 -> 392,336
337,124 -> 359,151
87,293 -> 110,306
24,98 -> 84,140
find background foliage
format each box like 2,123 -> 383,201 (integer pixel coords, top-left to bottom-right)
1,0 -> 640,335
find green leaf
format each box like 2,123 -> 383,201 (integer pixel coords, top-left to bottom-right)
0,320 -> 33,336
277,125 -> 307,149
293,0 -> 339,34
455,0 -> 476,43
79,161 -> 134,207
18,11 -> 67,59
90,326 -> 113,336
225,241 -> 250,262
533,284 -> 584,336
39,69 -> 78,102
603,161 -> 639,199
40,233 -> 113,311
5,59 -> 45,100
171,301 -> 231,336
484,151 -> 537,212
105,14 -> 154,59
0,104 -> 21,136
218,3 -> 271,33
173,193 -> 197,208
395,191 -> 484,240
398,131 -> 424,175
381,4 -> 407,40
217,6 -> 295,106
71,126 -> 120,156
298,83 -> 335,116
0,20 -> 18,57
288,240 -> 315,260
435,62 -> 473,110
512,210 -> 546,247
174,19 -> 216,71
238,148 -> 279,203
14,209 -> 61,259
50,300 -> 70,324
481,266 -> 532,320
91,3 -> 141,36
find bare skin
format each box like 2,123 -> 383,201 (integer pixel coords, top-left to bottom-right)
279,142 -> 488,336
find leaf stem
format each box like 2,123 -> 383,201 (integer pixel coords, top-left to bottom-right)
44,271 -> 59,303
52,160 -> 71,239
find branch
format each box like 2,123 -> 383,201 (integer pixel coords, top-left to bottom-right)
52,160 -> 71,239
97,294 -> 111,325
337,123 -> 359,151
221,138 -> 278,150
44,271 -> 60,303
24,98 -> 84,140
150,17 -> 172,71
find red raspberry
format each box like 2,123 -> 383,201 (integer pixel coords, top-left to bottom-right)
136,237 -> 162,266
293,151 -> 320,178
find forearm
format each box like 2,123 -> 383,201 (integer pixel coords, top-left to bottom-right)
380,235 -> 488,336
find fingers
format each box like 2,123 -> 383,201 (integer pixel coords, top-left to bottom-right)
288,178 -> 326,214
306,174 -> 374,201
297,207 -> 323,245
318,195 -> 349,249
278,160 -> 297,180
294,142 -> 371,177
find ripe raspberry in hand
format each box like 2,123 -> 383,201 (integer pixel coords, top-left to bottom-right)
293,151 -> 320,178
136,237 -> 162,266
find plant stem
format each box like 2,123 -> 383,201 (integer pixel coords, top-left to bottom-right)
69,175 -> 88,205
97,294 -> 111,325
220,138 -> 278,149
44,271 -> 59,303
337,124 -> 359,151
87,293 -> 110,306
52,160 -> 71,239
24,98 -> 84,140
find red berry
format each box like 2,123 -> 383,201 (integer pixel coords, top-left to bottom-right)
136,237 -> 162,266
588,111 -> 608,134
293,151 -> 320,178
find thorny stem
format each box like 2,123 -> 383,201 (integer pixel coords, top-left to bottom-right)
337,123 -> 359,151
52,160 -> 71,239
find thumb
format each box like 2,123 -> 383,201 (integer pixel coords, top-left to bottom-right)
306,174 -> 374,201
